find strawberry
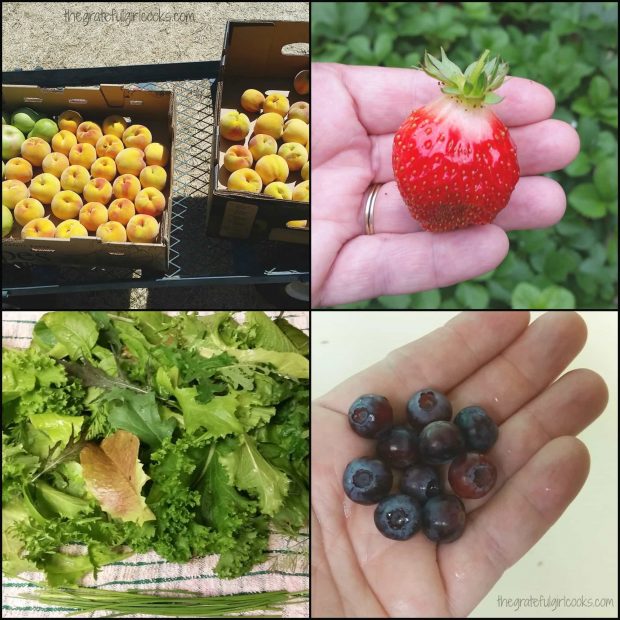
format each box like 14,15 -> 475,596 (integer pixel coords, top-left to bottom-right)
392,49 -> 519,232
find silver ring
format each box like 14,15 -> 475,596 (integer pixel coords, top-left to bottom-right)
364,183 -> 381,235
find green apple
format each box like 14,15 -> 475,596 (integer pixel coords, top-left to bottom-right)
2,204 -> 14,238
10,107 -> 41,134
27,118 -> 59,143
2,124 -> 26,160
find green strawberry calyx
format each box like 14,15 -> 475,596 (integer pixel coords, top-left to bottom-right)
420,48 -> 509,106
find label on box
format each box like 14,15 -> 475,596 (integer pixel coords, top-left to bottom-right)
220,201 -> 258,239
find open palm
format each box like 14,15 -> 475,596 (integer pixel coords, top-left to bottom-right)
312,62 -> 581,307
311,312 -> 607,617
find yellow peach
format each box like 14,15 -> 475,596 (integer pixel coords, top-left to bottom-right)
122,125 -> 152,150
264,93 -> 290,117
144,142 -> 169,167
42,152 -> 70,178
108,198 -> 135,226
113,174 -> 141,201
69,143 -> 97,169
292,180 -> 309,202
139,165 -> 167,191
2,179 -> 29,209
254,113 -> 284,140
126,214 -> 159,243
227,168 -> 263,193
264,182 -> 292,200
5,158 -> 33,184
240,89 -> 265,113
220,110 -> 251,142
116,148 -> 146,176
21,137 -> 51,167
288,101 -> 309,124
278,143 -> 308,172
79,202 -> 108,232
135,187 -> 166,217
282,119 -> 308,146
51,130 -> 78,156
294,70 -> 309,95
51,190 -> 83,220
21,217 -> 56,239
96,134 -> 124,159
91,157 -> 117,182
14,198 -> 45,226
102,115 -> 128,139
301,161 -> 309,181
76,121 -> 103,146
83,178 -> 113,205
60,165 -> 90,193
223,145 -> 253,173
248,134 -> 278,160
55,219 -> 89,238
29,173 -> 61,204
58,110 -> 84,134
255,154 -> 289,185
96,220 -> 127,243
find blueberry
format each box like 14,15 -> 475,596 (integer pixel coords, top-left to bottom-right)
406,388 -> 452,430
374,494 -> 422,540
376,425 -> 419,469
400,464 -> 441,504
454,406 -> 498,453
348,394 -> 394,438
342,457 -> 393,505
422,495 -> 466,543
448,452 -> 497,499
418,421 -> 464,465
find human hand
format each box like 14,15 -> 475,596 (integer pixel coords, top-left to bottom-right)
312,62 -> 581,307
311,312 -> 607,617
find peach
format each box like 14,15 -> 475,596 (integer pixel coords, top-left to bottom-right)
58,110 -> 83,134
227,168 -> 263,193
29,173 -> 61,204
223,145 -> 253,173
96,134 -> 124,159
116,148 -> 146,176
14,198 -> 45,226
56,219 -> 89,238
255,154 -> 289,185
220,110 -> 251,142
2,180 -> 30,209
240,89 -> 265,113
113,174 -> 141,201
60,165 -> 90,193
96,221 -> 127,243
21,217 -> 56,239
79,202 -> 108,232
294,70 -> 309,95
83,178 -> 113,205
301,161 -> 309,182
76,121 -> 103,146
282,119 -> 308,146
292,180 -> 309,202
144,142 -> 169,167
264,93 -> 290,117
69,143 -> 97,169
139,165 -> 167,191
135,187 -> 166,217
248,134 -> 277,160
51,190 -> 83,220
126,214 -> 159,243
91,157 -> 117,182
42,152 -> 70,178
102,115 -> 128,139
108,198 -> 135,226
278,143 -> 308,172
264,182 -> 292,200
288,101 -> 309,124
254,113 -> 284,140
122,125 -> 152,150
5,158 -> 33,184
51,130 -> 78,156
21,137 -> 51,167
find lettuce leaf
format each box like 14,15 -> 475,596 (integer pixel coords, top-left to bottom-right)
32,311 -> 99,361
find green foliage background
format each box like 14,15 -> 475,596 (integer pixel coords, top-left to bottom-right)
313,2 -> 618,309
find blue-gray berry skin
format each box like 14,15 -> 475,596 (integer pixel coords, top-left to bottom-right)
376,425 -> 419,469
454,406 -> 498,452
374,494 -> 422,540
400,464 -> 441,503
407,388 -> 452,430
422,495 -> 466,543
348,394 -> 393,438
343,457 -> 393,505
419,421 -> 464,465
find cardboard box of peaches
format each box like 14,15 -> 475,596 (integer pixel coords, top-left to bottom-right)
207,20 -> 309,245
2,84 -> 173,271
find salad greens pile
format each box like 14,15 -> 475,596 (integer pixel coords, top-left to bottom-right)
2,311 -> 309,587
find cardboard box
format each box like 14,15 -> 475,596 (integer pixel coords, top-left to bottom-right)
207,20 -> 309,245
2,84 -> 173,271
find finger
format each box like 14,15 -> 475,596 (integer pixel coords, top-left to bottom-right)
442,436 -> 590,616
369,176 -> 566,234
319,226 -> 509,307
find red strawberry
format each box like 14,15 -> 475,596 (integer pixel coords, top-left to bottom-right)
393,49 -> 519,232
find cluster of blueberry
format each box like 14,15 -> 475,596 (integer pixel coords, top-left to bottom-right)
342,389 -> 499,542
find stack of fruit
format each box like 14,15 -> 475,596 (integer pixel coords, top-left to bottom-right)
2,107 -> 169,243
219,70 -> 309,202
